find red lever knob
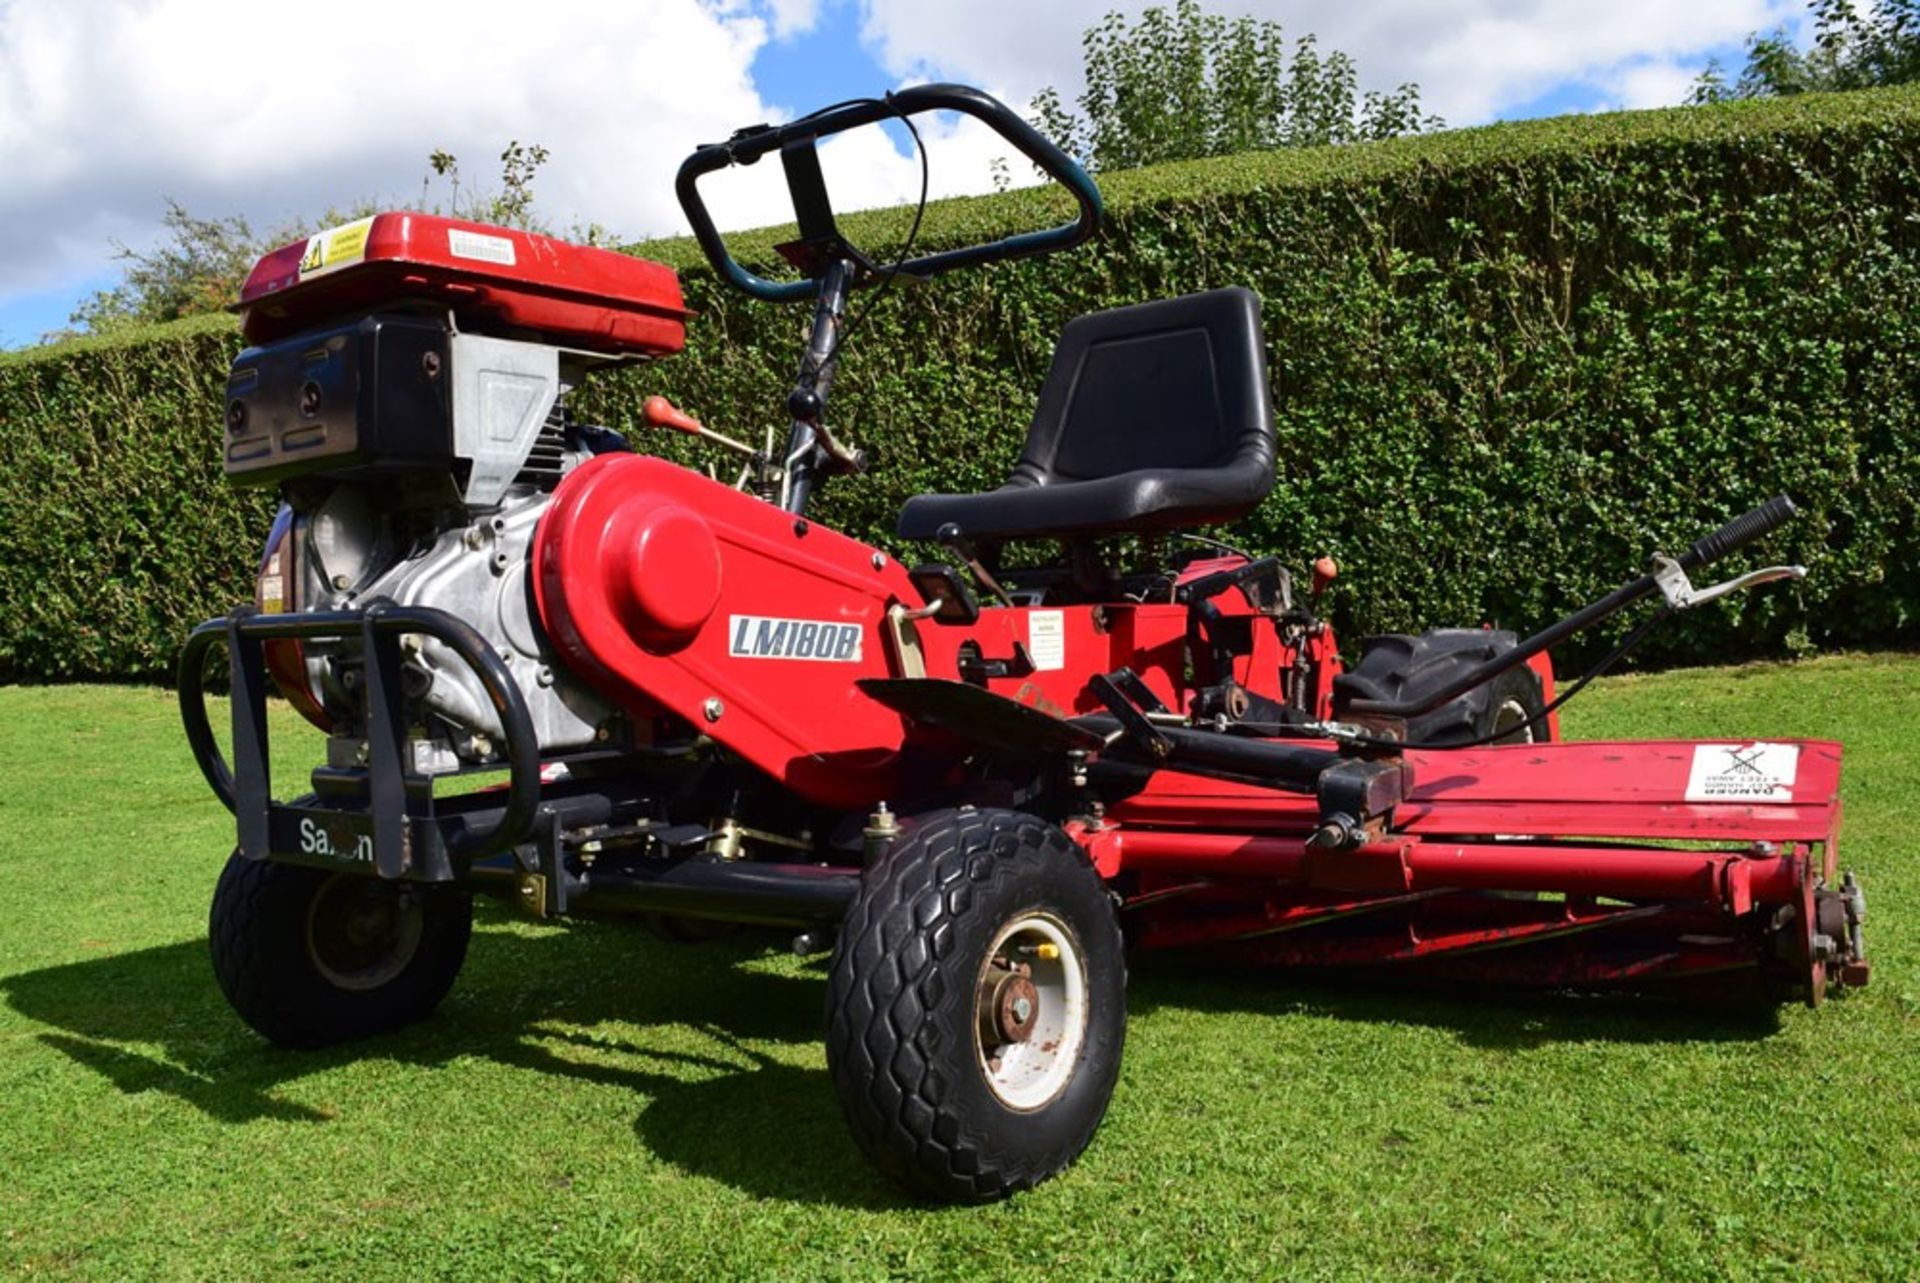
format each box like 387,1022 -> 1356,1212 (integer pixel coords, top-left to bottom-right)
1311,556 -> 1338,596
642,395 -> 704,436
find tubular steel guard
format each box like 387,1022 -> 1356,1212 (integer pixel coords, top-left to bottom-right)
178,602 -> 541,876
676,83 -> 1103,303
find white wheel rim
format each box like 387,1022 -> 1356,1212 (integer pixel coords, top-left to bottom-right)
1491,697 -> 1536,743
974,911 -> 1088,1112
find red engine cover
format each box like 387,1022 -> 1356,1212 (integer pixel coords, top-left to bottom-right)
236,212 -> 688,357
533,453 -> 920,810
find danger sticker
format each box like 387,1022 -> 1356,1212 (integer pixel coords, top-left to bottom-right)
1028,610 -> 1065,671
295,216 -> 374,279
1684,742 -> 1800,803
448,227 -> 516,266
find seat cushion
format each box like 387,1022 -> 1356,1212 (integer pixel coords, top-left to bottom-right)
897,462 -> 1272,542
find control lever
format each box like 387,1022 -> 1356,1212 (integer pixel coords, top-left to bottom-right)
1649,556 -> 1805,611
937,523 -> 1015,608
642,396 -> 759,459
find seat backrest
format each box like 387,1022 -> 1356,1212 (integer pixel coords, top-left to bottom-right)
1010,286 -> 1273,489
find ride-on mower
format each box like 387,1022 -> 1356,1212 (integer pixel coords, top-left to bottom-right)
181,85 -> 1867,1202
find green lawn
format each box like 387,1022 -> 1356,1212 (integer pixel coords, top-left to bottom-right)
2,656 -> 1917,1280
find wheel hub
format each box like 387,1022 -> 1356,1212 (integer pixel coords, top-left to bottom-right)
973,913 -> 1089,1111
983,969 -> 1041,1045
306,875 -> 425,991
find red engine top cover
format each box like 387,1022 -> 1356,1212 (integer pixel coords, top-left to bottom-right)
235,212 -> 688,357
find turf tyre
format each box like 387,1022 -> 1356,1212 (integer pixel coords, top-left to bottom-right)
825,808 -> 1126,1203
208,854 -> 472,1049
1335,629 -> 1549,745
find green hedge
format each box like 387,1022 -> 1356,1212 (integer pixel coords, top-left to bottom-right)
4,86 -> 1917,682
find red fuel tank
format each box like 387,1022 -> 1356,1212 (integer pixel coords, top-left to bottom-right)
235,212 -> 688,357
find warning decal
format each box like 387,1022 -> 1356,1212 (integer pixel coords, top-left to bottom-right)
448,227 -> 517,266
1684,742 -> 1800,803
1028,610 -> 1065,671
295,216 -> 374,279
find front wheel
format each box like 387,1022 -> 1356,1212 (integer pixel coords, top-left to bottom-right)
825,808 -> 1126,1203
208,855 -> 472,1049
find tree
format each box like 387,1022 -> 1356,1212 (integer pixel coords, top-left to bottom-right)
1692,0 -> 1920,102
53,141 -> 560,342
1031,0 -> 1440,172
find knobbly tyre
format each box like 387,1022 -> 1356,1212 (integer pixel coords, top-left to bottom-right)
180,84 -> 1867,1203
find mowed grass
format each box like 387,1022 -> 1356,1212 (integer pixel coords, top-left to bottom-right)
1,656 -> 1917,1280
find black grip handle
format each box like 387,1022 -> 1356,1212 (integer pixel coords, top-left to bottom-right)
1677,494 -> 1797,572
676,83 -> 1103,302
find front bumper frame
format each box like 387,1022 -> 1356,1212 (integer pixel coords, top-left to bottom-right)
178,602 -> 541,882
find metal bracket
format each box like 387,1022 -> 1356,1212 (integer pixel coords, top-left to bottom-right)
1649,554 -> 1806,611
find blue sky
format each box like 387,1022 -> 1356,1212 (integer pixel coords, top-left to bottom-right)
0,0 -> 1805,349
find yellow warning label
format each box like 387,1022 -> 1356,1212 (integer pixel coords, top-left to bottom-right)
296,216 -> 374,279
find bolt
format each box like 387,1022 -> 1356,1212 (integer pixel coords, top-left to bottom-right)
536,666 -> 554,688
871,552 -> 885,570
463,527 -> 487,551
332,573 -> 350,590
421,350 -> 442,379
703,696 -> 724,723
299,380 -> 322,417
1012,996 -> 1033,1024
225,400 -> 248,434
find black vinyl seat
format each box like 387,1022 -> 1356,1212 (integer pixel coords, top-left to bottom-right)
896,287 -> 1274,543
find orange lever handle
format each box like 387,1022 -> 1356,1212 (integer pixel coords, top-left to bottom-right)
1311,555 -> 1339,596
642,395 -> 704,436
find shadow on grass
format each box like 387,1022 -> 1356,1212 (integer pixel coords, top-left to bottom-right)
3,906 -> 1781,1207
0,910 -> 903,1210
1126,951 -> 1784,1048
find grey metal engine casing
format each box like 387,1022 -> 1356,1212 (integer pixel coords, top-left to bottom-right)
360,487 -> 614,756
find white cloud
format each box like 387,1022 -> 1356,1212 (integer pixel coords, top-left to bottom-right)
859,0 -> 1805,126
0,0 -> 1815,320
1607,58 -> 1713,112
756,0 -> 827,39
0,0 -> 800,296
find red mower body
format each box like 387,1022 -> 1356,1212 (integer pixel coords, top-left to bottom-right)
180,82 -> 1869,1205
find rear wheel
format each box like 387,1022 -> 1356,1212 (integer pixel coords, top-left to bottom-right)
208,854 -> 472,1049
1335,629 -> 1549,746
825,808 -> 1126,1202
1480,665 -> 1548,744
